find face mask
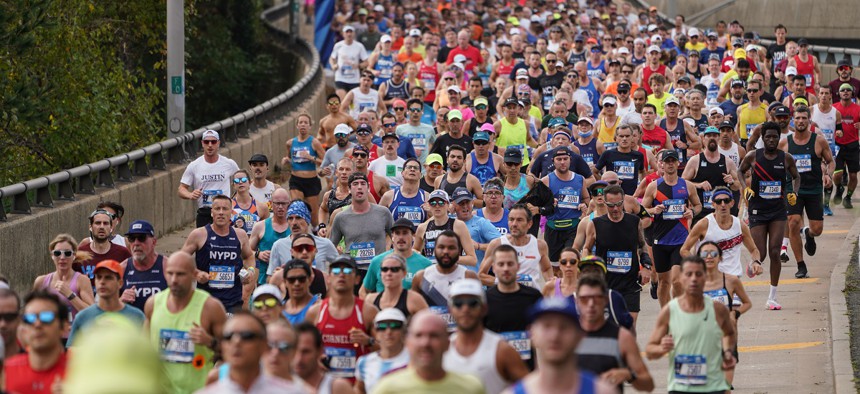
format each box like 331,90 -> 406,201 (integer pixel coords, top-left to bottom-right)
578,130 -> 594,138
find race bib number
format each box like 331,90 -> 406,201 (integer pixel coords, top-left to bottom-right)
803,74 -> 813,87
822,129 -> 835,145
606,251 -> 633,273
202,190 -> 221,207
703,191 -> 714,210
557,187 -> 581,209
604,142 -> 618,151
516,274 -> 536,289
744,123 -> 759,139
674,354 -> 708,386
209,266 -> 235,289
663,199 -> 686,220
349,242 -> 376,264
582,154 -> 594,166
325,347 -> 357,378
292,147 -> 311,163
397,206 -> 424,224
704,289 -> 730,307
408,134 -> 427,150
759,181 -> 781,199
159,329 -> 194,363
795,153 -> 812,173
614,161 -> 636,180
429,306 -> 456,331
501,331 -> 532,360
422,77 -> 436,91
358,102 -> 375,113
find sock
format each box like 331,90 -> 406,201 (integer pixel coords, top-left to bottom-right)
824,188 -> 831,207
769,285 -> 778,301
782,238 -> 789,249
801,226 -> 808,236
847,190 -> 854,198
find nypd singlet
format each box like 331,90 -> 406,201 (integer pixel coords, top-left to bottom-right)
476,208 -> 509,235
195,225 -> 244,309
373,53 -> 395,86
122,255 -> 167,311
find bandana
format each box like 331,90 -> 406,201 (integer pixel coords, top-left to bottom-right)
711,189 -> 733,200
287,201 -> 312,224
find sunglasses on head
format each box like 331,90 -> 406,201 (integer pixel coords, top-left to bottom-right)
452,298 -> 481,309
52,250 -> 74,257
253,298 -> 279,309
429,200 -> 447,206
223,330 -> 264,342
699,250 -> 719,258
713,198 -> 732,205
233,177 -> 249,184
127,234 -> 149,243
292,244 -> 316,254
376,321 -> 404,331
381,266 -> 403,273
286,275 -> 308,284
331,267 -> 355,275
22,311 -> 56,326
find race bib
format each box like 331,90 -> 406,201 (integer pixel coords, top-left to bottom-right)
744,123 -> 759,139
703,191 -> 714,210
500,331 -> 532,360
292,147 -> 311,163
516,274 -> 536,289
209,265 -> 235,289
408,134 -> 428,150
358,102 -> 375,113
582,154 -> 594,166
795,153 -> 812,173
159,329 -> 194,363
704,289 -> 730,307
429,306 -> 456,331
325,347 -> 357,378
604,142 -> 618,151
349,242 -> 376,264
663,199 -> 686,220
614,161 -> 636,180
822,129 -> 835,145
759,181 -> 781,199
341,64 -> 357,79
422,77 -> 436,91
607,251 -> 633,273
557,187 -> 581,209
674,354 -> 708,386
396,205 -> 424,225
803,74 -> 813,87
201,190 -> 221,207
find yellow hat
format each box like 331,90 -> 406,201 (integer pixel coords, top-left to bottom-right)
507,16 -> 520,26
733,48 -> 747,60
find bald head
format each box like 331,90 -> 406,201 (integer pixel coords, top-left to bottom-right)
165,251 -> 196,296
272,187 -> 290,200
409,310 -> 447,336
602,171 -> 620,183
166,251 -> 195,272
406,310 -> 450,371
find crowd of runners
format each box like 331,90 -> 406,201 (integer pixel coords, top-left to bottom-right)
4,1 -> 858,393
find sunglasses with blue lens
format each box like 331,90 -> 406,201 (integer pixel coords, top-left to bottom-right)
22,311 -> 57,326
331,267 -> 355,275
233,177 -> 249,184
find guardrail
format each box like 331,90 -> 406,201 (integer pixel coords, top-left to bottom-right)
0,2 -> 320,222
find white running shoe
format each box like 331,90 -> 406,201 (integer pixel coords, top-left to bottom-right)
766,299 -> 782,310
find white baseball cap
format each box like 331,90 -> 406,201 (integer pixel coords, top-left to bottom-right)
342,25 -> 355,33
380,34 -> 392,43
688,27 -> 701,37
373,4 -> 384,12
202,129 -> 220,141
651,34 -> 662,42
334,123 -> 353,135
251,284 -> 284,305
374,308 -> 407,324
509,27 -> 521,36
786,66 -> 798,76
447,85 -> 462,94
453,54 -> 467,64
665,96 -> 681,106
647,45 -> 661,53
745,44 -> 758,52
409,28 -> 422,37
709,107 -> 725,116
449,279 -> 486,302
617,47 -> 630,55
602,95 -> 617,106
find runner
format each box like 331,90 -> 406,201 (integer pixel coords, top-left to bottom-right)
420,153 -> 445,193
247,154 -> 279,210
811,86 -> 842,216
395,99 -> 436,163
319,95 -> 358,149
736,79 -> 767,147
78,209 -> 131,284
429,110 -> 474,166
495,98 -> 538,170
283,113 -> 325,225
248,188 -> 291,284
230,169 -> 269,234
718,120 -> 746,169
833,83 -> 860,209
269,200 -> 338,275
342,72 -> 385,119
452,187 -> 502,268
738,122 -> 800,310
414,190 -> 477,266
330,25 -> 368,98
364,254 -> 428,318
67,260 -> 144,346
480,204 -> 553,290
368,132 -> 406,187
476,178 -> 511,236
319,158 -> 355,228
434,145 -> 484,206
466,131 -> 504,185
541,146 -> 590,264
412,230 -> 479,319
291,323 -> 352,393
682,126 -> 741,222
595,124 -> 646,196
787,38 -> 820,96
378,63 -> 411,108
248,284 -> 283,325
179,130 -> 240,227
5,290 -> 70,394
355,308 -> 411,394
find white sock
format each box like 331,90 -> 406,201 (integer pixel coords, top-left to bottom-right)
801,226 -> 807,236
769,285 -> 778,301
782,238 -> 789,248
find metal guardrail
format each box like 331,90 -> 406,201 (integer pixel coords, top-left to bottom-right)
0,2 -> 320,222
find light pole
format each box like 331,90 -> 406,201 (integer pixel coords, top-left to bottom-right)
167,0 -> 186,148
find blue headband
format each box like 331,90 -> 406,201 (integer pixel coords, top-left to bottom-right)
287,201 -> 312,224
711,189 -> 733,200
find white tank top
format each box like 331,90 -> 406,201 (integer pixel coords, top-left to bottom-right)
350,87 -> 379,119
421,264 -> 468,302
500,235 -> 544,290
812,104 -> 837,146
699,213 -> 744,277
718,142 -> 741,168
443,329 -> 507,394
249,181 -> 276,207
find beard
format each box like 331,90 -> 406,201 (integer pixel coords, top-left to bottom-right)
436,253 -> 460,268
337,138 -> 348,147
707,140 -> 718,152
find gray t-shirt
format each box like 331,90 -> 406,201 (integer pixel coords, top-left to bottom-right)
330,205 -> 393,267
268,235 -> 338,275
396,123 -> 436,164
321,144 -> 355,174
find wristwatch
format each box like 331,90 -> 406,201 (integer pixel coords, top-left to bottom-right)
67,293 -> 77,301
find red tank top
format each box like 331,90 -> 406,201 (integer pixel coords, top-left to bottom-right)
418,61 -> 439,103
642,64 -> 666,94
835,102 -> 860,144
368,144 -> 380,162
638,146 -> 650,171
316,298 -> 370,382
5,352 -> 68,394
641,125 -> 668,151
496,58 -> 515,80
794,54 -> 816,95
367,170 -> 380,202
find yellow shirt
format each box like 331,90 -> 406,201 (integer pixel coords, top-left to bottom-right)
738,102 -> 768,139
685,42 -> 706,52
373,368 -> 485,394
497,117 -> 531,166
597,116 -> 620,144
647,93 -> 669,117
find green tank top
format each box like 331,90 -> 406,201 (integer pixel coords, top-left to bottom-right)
150,289 -> 214,394
497,117 -> 530,166
667,296 -> 730,392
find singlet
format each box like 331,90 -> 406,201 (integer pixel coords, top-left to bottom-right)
122,255 -> 167,311
373,52 -> 395,86
503,175 -> 530,210
575,137 -> 599,166
422,217 -> 456,261
389,188 -> 427,225
512,371 -> 597,394
812,104 -> 838,153
642,64 -> 667,94
652,178 -> 691,246
383,79 -> 410,102
594,213 -> 640,293
586,60 -> 606,79
372,289 -> 410,319
749,149 -> 787,215
469,152 -> 496,185
231,198 -> 260,234
793,54 -> 816,94
249,181 -> 276,209
316,298 -> 370,380
420,264 -> 468,308
500,235 -> 544,290
368,170 -> 381,203
700,214 -> 744,277
497,117 -> 530,166
576,322 -> 624,388
788,132 -> 823,194
439,172 -> 467,197
195,225 -> 244,309
349,88 -> 379,119
691,153 -> 729,212
704,273 -> 732,308
547,171 -> 585,227
580,77 -> 601,118
539,72 -> 565,112
418,61 -> 439,103
283,294 -> 320,326
666,297 -> 730,392
327,188 -> 352,214
835,102 -> 860,144
597,116 -> 620,145
738,102 -> 767,140
443,330 -> 507,394
476,208 -> 509,235
257,218 -> 290,283
43,272 -> 82,321
718,142 -> 741,167
150,289 -> 214,394
660,118 -> 688,164
290,136 -> 318,172
631,54 -> 646,66
568,50 -> 587,65
641,125 -> 668,152
356,349 -> 410,394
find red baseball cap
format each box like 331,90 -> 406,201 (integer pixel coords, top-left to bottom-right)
95,260 -> 123,280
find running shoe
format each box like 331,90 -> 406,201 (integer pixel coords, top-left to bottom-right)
844,196 -> 854,209
746,261 -> 761,278
795,261 -> 808,278
803,228 -> 817,256
780,247 -> 790,263
766,299 -> 782,310
650,281 -> 658,300
834,186 -> 845,205
823,205 -> 834,216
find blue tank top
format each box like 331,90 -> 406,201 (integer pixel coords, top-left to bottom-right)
195,225 -> 244,308
586,60 -> 606,79
373,53 -> 395,86
503,175 -> 530,210
257,218 -> 291,284
283,294 -> 320,325
659,118 -> 688,164
384,79 -> 410,101
290,136 -> 317,172
704,274 -> 732,308
652,178 -> 691,246
548,172 -> 584,226
232,198 -> 259,234
513,371 -> 597,394
631,55 -> 646,67
574,138 -> 598,166
476,208 -> 509,235
122,255 -> 167,311
581,78 -> 601,118
389,189 -> 427,225
469,151 -> 497,185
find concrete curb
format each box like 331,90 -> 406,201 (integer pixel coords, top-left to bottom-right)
830,216 -> 860,394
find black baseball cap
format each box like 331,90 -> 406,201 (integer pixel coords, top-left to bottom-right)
553,146 -> 573,158
248,154 -> 268,164
719,120 -> 734,130
774,106 -> 791,117
504,147 -> 523,163
391,217 -> 416,233
330,255 -> 358,269
382,132 -> 399,141
505,97 -> 519,107
661,150 -> 680,161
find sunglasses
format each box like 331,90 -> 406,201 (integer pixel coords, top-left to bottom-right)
253,298 -> 279,309
841,89 -> 853,92
268,341 -> 293,353
381,266 -> 403,273
605,201 -> 624,208
335,133 -> 349,138
352,153 -> 368,158
331,267 -> 355,275
376,321 -> 405,331
747,89 -> 759,93
626,41 -> 634,44
428,163 -> 443,170
559,259 -> 578,266
327,101 -> 340,106
699,250 -> 719,258
286,275 -> 308,284
409,107 -> 422,112
0,313 -> 18,322
474,140 -> 489,146
394,107 -> 406,111
127,234 -> 149,243
475,105 -> 487,110
52,250 -> 74,258
603,103 -> 615,107
383,123 -> 397,128
445,78 -> 454,81
429,200 -> 447,207
233,177 -> 249,184
22,311 -> 56,326
202,140 -> 218,145
452,298 -> 481,309
292,244 -> 316,254
357,130 -> 372,136
591,188 -> 605,196
713,198 -> 732,205
223,330 -> 264,342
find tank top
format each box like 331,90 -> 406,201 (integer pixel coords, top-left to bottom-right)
150,289 -> 214,394
383,79 -> 409,102
290,136 -> 318,172
249,181 -> 276,210
691,153 -> 729,211
439,172 -> 467,197
703,274 -> 731,308
469,151 -> 497,185
539,72 -> 565,112
350,88 -> 379,119
576,322 -> 623,387
835,102 -> 860,144
793,54 -> 816,94
652,178 -> 691,246
195,225 -> 244,309
500,235 -> 544,290
597,117 -> 619,145
718,142 -> 741,167
368,170 -> 381,203
327,188 -> 352,214
788,132 -> 823,194
372,289 -> 410,318
749,149 -> 787,215
667,297 -> 730,392
423,217 -> 456,261
283,294 -> 319,326
231,197 -> 259,234
418,61 -> 439,103
594,214 -> 640,293
548,171 -> 584,227
42,272 -> 82,321
443,330 -> 507,394
567,50 -> 587,65
497,117 -> 530,166
389,188 -> 426,225
581,77 -> 601,118
738,102 -> 767,140
631,54 -> 646,66
317,298 -> 370,380
420,264 -> 468,308
812,104 -> 838,153
476,208 -> 509,235
660,118 -> 688,164
586,60 -> 606,80
512,371 -> 597,394
700,214 -> 744,277
122,255 -> 167,311
641,125 -> 668,152
373,53 -> 395,86
257,218 -> 291,283
575,138 -> 599,166
503,175 -> 530,210
642,64 -> 667,94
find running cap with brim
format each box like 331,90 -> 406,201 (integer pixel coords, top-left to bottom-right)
449,279 -> 486,303
703,126 -> 720,135
840,83 -> 854,92
251,284 -> 284,305
330,255 -> 358,269
719,120 -> 734,130
374,308 -> 407,324
447,109 -> 463,120
527,297 -> 581,326
578,255 -> 607,273
425,153 -> 444,165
